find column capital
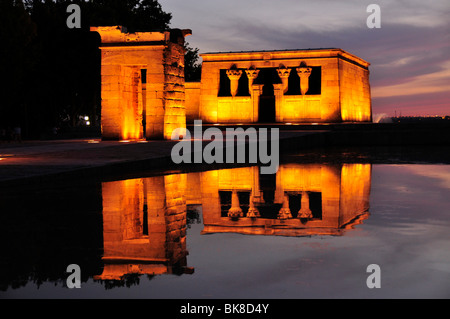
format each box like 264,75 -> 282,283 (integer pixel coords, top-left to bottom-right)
251,83 -> 264,93
245,68 -> 260,80
296,66 -> 312,77
226,69 -> 242,97
246,68 -> 260,98
277,67 -> 291,79
226,69 -> 243,81
246,195 -> 260,218
228,190 -> 243,219
296,64 -> 313,95
277,194 -> 292,220
277,67 -> 291,94
298,191 -> 313,219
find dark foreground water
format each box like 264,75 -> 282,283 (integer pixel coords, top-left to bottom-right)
0,157 -> 449,299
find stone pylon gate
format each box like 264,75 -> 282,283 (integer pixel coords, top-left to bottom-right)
91,26 -> 191,140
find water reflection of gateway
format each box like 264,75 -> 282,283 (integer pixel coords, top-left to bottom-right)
96,163 -> 371,280
95,174 -> 193,281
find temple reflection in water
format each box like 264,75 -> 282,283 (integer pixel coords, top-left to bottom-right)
95,163 -> 371,280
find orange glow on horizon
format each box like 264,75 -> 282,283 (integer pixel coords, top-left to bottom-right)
372,61 -> 450,99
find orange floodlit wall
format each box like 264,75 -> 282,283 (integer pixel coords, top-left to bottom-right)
91,26 -> 191,140
186,48 -> 371,123
185,82 -> 201,122
339,58 -> 372,122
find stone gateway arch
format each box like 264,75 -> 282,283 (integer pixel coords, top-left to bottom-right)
91,26 -> 191,141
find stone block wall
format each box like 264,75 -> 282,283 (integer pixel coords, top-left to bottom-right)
185,82 -> 201,122
163,40 -> 188,139
190,49 -> 371,124
339,55 -> 372,122
91,26 -> 191,140
217,97 -> 253,122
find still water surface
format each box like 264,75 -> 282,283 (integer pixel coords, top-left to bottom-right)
0,161 -> 449,298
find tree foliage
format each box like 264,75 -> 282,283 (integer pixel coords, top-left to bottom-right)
184,42 -> 202,82
0,0 -> 39,130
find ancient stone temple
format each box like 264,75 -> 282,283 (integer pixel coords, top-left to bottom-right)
92,26 -> 372,140
91,26 -> 191,140
185,48 -> 372,124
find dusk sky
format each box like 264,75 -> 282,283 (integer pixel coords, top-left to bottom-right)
159,0 -> 450,118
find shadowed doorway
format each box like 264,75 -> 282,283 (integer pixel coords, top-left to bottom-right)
257,68 -> 278,123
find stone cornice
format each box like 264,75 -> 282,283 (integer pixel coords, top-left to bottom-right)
201,48 -> 370,69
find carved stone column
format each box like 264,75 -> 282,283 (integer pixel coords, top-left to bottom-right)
251,84 -> 264,122
298,191 -> 313,218
228,190 -> 243,219
246,195 -> 260,218
277,67 -> 291,94
296,65 -> 312,95
278,194 -> 292,219
226,69 -> 243,97
245,68 -> 260,95
273,83 -> 284,122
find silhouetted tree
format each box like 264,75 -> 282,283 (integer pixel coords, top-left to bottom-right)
184,42 -> 202,82
0,0 -> 39,135
78,0 -> 172,31
3,0 -> 199,139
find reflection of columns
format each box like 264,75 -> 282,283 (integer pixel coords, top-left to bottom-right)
277,67 -> 291,94
277,194 -> 292,219
247,195 -> 260,218
228,190 -> 243,218
298,191 -> 313,218
296,66 -> 312,95
251,84 -> 264,122
226,69 -> 242,97
245,68 -> 260,95
273,83 -> 283,122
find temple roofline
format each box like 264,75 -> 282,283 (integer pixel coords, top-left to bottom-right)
200,48 -> 370,68
201,47 -> 339,55
90,25 -> 191,46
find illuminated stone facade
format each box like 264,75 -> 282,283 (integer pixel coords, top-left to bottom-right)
91,26 -> 191,140
92,26 -> 371,139
186,49 -> 372,124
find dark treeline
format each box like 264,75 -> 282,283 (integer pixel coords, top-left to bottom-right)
0,0 -> 200,139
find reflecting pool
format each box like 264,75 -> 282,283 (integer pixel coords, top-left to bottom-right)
0,159 -> 449,298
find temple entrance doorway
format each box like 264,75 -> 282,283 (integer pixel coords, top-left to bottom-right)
258,68 -> 277,123
259,83 -> 275,123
